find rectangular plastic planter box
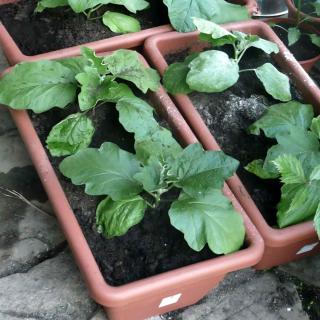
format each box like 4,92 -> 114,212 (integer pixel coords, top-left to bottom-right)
0,0 -> 172,65
0,0 -> 258,66
144,19 -> 320,270
1,50 -> 264,319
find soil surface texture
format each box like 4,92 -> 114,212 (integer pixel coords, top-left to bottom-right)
31,97 -> 217,286
272,23 -> 319,61
166,46 -> 303,227
0,0 -> 169,55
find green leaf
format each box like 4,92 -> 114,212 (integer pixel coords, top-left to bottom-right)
46,113 -> 95,157
35,0 -> 68,12
58,56 -> 89,75
168,143 -> 239,195
248,101 -> 314,138
314,203 -> 320,238
288,27 -> 301,46
163,0 -> 249,33
102,11 -> 141,33
193,18 -> 237,46
254,63 -> 291,102
0,60 -> 77,113
249,38 -> 279,55
76,67 -> 103,111
59,142 -> 143,200
311,116 -> 320,138
80,47 -> 108,74
310,164 -> 320,181
277,180 -> 320,227
314,1 -> 320,16
309,34 -> 320,48
135,127 -> 182,164
163,53 -> 199,95
116,97 -> 158,140
67,0 -> 108,13
134,157 -> 167,192
245,159 -> 279,179
102,50 -> 160,93
169,189 -> 245,254
186,50 -> 239,93
273,154 -> 306,184
107,0 -> 149,13
96,196 -> 147,238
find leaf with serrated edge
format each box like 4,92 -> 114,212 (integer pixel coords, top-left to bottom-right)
255,63 -> 291,102
248,101 -> 313,138
80,47 -> 108,74
96,196 -> 147,238
46,113 -> 95,156
0,60 -> 77,113
187,50 -> 239,93
311,117 -> 320,138
273,154 -> 306,184
169,189 -> 245,254
102,49 -> 160,93
59,142 -> 142,200
245,159 -> 278,179
168,143 -> 239,195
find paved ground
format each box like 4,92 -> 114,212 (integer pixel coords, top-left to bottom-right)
0,47 -> 320,320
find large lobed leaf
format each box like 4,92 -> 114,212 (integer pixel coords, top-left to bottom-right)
0,60 -> 79,113
169,189 -> 245,254
59,142 -> 143,200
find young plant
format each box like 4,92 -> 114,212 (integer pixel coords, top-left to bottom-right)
59,96 -> 245,254
271,0 -> 320,48
0,48 -> 160,156
245,101 -> 320,237
163,0 -> 251,32
163,18 -> 292,102
35,0 -> 149,33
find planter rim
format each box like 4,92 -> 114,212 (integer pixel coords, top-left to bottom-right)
285,0 -> 320,24
143,19 -> 320,248
263,17 -> 320,71
1,51 -> 264,308
0,0 -> 256,66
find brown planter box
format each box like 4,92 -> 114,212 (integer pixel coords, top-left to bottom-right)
264,17 -> 320,72
143,19 -> 320,270
285,0 -> 320,25
1,50 -> 264,319
0,0 -> 172,65
0,0 -> 257,66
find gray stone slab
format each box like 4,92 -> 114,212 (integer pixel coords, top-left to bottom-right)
0,106 -> 16,135
162,269 -> 308,320
279,254 -> 320,288
0,193 -> 65,277
90,309 -> 107,320
0,250 -> 97,320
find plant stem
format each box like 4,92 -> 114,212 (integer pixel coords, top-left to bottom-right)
239,68 -> 256,73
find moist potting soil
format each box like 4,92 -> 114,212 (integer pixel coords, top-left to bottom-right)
311,63 -> 320,86
166,47 -> 303,227
31,99 -> 219,287
0,0 -> 169,56
272,23 -> 319,61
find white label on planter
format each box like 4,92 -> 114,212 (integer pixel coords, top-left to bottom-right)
159,293 -> 182,308
296,242 -> 319,255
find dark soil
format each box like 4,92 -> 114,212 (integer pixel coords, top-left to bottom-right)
0,0 -> 169,55
272,23 -> 319,61
166,46 -> 303,227
30,98 -> 217,286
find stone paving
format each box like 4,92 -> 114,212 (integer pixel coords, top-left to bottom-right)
0,46 -> 319,320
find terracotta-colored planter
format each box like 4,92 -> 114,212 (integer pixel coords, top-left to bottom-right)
144,19 -> 320,270
285,0 -> 320,25
265,17 -> 320,72
0,0 -> 172,65
1,49 -> 264,319
0,0 -> 257,66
